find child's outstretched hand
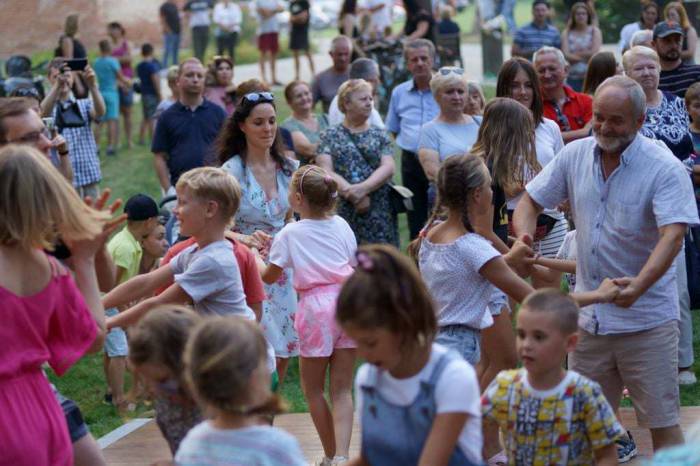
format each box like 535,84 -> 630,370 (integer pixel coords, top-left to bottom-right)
596,278 -> 621,303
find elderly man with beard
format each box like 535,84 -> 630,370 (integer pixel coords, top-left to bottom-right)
513,75 -> 698,453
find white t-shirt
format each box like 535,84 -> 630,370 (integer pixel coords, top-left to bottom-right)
355,343 -> 483,464
556,229 -> 578,290
256,0 -> 284,34
328,94 -> 385,129
213,2 -> 242,33
419,232 -> 500,328
507,118 -> 564,210
361,0 -> 392,33
269,216 -> 357,291
170,240 -> 255,320
184,0 -> 212,27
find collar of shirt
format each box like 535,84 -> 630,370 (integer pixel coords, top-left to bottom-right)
176,99 -> 208,112
529,21 -> 551,30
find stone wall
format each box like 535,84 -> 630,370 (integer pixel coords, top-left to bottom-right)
0,0 -> 169,58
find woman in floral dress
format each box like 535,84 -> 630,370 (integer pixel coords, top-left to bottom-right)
218,91 -> 299,383
317,79 -> 398,246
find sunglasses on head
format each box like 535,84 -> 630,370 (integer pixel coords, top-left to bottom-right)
439,67 -> 464,76
243,92 -> 274,103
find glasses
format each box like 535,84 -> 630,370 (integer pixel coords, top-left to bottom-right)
243,92 -> 274,103
9,128 -> 50,145
439,67 -> 464,76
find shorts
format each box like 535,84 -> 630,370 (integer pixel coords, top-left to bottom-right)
569,321 -> 680,428
104,307 -> 128,358
436,324 -> 481,365
142,94 -> 159,120
295,284 -> 356,358
76,183 -> 99,201
101,90 -> 119,120
61,398 -> 89,442
258,32 -> 279,54
290,26 -> 309,50
119,86 -> 134,108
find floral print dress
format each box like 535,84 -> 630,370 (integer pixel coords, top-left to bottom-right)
222,155 -> 300,357
318,125 -> 399,246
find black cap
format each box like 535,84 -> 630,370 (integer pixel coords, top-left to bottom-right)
124,194 -> 159,221
653,21 -> 684,39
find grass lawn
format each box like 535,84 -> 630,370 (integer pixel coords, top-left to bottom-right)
48,63 -> 700,441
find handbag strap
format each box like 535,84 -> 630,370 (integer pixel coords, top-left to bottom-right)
340,125 -> 379,171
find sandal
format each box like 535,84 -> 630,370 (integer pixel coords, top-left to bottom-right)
487,451 -> 507,466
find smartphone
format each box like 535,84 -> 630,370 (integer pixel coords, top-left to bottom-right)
64,58 -> 88,71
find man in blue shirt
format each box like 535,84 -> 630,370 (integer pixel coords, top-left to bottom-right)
385,39 -> 440,239
152,58 -> 226,196
512,0 -> 561,61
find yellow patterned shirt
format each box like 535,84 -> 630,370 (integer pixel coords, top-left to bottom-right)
481,369 -> 624,465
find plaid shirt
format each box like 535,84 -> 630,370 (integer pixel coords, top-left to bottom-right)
526,134 -> 699,335
53,98 -> 101,188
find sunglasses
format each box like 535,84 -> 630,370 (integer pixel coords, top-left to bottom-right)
243,92 -> 274,103
439,67 -> 465,76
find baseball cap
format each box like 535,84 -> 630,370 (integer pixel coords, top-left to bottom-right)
124,193 -> 159,221
653,21 -> 684,39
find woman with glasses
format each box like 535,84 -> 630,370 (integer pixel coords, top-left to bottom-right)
316,79 -> 398,246
217,91 -> 299,384
495,58 -> 568,288
282,80 -> 329,164
418,67 -> 481,190
205,56 -> 236,115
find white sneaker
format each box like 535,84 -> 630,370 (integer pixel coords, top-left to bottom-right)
679,370 -> 697,385
332,456 -> 349,465
316,457 -> 333,466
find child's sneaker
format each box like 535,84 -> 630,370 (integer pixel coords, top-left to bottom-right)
616,430 -> 638,463
316,457 -> 333,466
332,456 -> 349,465
679,369 -> 697,385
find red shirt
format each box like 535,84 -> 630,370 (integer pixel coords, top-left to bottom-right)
542,85 -> 592,132
156,237 -> 266,305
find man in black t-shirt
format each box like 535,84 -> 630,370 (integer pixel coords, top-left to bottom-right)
289,0 -> 315,81
160,0 -> 182,68
403,0 -> 436,45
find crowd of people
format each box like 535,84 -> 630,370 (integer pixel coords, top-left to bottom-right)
2,0 -> 700,466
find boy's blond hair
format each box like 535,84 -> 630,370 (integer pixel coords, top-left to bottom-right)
521,289 -> 579,335
0,144 -> 109,250
685,82 -> 700,110
176,167 -> 241,223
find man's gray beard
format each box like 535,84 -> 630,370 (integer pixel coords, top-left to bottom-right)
593,131 -> 636,153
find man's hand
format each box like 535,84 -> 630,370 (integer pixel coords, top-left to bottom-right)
596,278 -> 621,303
611,277 -> 641,308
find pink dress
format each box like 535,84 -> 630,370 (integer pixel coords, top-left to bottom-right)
0,259 -> 97,466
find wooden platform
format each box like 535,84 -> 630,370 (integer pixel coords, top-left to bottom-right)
102,408 -> 700,465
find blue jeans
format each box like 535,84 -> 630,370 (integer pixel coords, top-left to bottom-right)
436,325 -> 481,365
163,33 -> 180,68
499,0 -> 517,33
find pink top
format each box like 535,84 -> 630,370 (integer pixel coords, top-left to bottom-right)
204,86 -> 235,115
0,260 -> 97,465
112,40 -> 133,78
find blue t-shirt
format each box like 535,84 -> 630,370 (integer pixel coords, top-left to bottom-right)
93,56 -> 120,93
136,59 -> 161,96
151,100 -> 226,185
418,117 -> 482,161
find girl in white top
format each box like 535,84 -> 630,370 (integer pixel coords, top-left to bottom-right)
259,165 -> 357,466
337,244 -> 483,465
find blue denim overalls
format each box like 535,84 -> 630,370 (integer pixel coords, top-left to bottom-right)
359,350 -> 483,466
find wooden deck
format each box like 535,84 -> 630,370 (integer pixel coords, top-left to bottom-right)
102,407 -> 700,465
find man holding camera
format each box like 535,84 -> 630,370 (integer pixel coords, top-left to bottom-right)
41,58 -> 105,199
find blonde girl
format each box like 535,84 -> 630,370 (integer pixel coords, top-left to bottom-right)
128,305 -> 202,455
337,244 -> 484,466
259,165 -> 357,466
176,317 -> 306,466
0,144 -> 110,465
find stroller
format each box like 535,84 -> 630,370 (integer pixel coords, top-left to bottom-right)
0,55 -> 46,99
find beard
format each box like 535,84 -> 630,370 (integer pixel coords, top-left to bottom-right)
660,49 -> 681,62
593,129 -> 636,153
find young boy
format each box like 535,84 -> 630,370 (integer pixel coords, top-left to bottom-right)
104,193 -> 159,410
482,289 -> 624,466
153,65 -> 179,123
136,43 -> 162,145
101,167 -> 255,327
93,40 -> 129,156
